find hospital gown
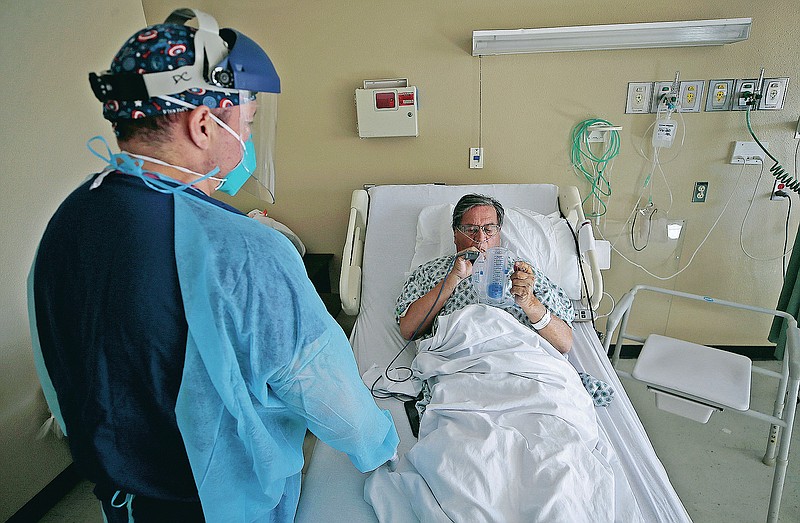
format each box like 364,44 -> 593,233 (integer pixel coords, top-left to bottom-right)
396,253 -> 575,338
396,253 -> 613,408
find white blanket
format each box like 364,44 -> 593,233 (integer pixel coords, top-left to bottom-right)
364,305 -> 642,523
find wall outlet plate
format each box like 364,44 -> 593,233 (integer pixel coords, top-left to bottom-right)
469,147 -> 483,169
625,82 -> 653,114
705,79 -> 735,111
677,80 -> 704,112
759,77 -> 789,110
732,79 -> 758,111
730,141 -> 767,164
692,182 -> 709,203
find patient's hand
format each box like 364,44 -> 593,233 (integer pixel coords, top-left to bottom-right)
510,261 -> 537,308
512,260 -> 573,354
451,248 -> 479,281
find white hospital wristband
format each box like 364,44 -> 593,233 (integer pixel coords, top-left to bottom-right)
531,309 -> 552,331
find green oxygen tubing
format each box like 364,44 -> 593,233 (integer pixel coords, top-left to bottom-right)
570,118 -> 621,218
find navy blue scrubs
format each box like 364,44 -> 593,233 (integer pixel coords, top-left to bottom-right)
32,172 -> 241,518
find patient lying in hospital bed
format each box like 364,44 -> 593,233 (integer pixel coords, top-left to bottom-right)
364,194 -> 635,522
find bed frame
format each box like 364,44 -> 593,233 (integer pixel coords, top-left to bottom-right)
296,183 -> 690,522
339,184 -> 603,315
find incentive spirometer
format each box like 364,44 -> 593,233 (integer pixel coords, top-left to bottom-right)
472,247 -> 515,307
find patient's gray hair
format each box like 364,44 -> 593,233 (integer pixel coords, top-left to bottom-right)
452,194 -> 505,229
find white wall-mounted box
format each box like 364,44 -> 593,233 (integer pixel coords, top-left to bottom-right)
355,78 -> 419,138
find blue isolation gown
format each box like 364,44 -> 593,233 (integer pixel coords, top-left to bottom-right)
29,169 -> 398,522
171,193 -> 398,521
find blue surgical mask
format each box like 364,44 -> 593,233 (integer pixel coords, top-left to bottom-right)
217,137 -> 256,196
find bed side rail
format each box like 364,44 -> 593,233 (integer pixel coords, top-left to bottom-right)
339,190 -> 369,315
558,185 -> 602,310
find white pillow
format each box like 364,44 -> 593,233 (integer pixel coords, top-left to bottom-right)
408,204 -> 581,299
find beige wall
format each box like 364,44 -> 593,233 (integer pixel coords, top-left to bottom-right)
1,0 -> 797,515
0,1 -> 146,519
142,0 -> 799,344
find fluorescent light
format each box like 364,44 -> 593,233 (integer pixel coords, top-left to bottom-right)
472,18 -> 752,56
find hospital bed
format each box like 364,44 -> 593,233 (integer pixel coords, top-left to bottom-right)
295,183 -> 691,522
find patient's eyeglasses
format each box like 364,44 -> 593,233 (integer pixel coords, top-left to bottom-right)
456,224 -> 501,238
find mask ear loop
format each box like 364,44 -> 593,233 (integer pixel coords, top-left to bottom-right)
159,94 -> 250,178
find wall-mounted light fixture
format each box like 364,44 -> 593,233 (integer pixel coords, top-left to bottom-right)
472,18 -> 752,56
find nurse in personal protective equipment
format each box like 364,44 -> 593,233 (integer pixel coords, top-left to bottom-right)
28,8 -> 398,523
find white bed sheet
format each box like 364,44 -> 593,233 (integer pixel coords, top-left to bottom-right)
296,184 -> 690,523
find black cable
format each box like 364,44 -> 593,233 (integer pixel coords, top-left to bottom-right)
746,106 -> 800,194
370,255 -> 459,401
563,216 -> 596,331
630,206 -> 657,252
780,193 -> 791,281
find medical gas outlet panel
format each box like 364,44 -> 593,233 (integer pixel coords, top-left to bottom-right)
356,78 -> 419,138
625,77 -> 789,113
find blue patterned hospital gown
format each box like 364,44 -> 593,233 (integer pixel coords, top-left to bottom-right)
397,254 -> 614,408
396,254 -> 575,339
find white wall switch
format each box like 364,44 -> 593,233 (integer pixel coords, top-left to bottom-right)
469,147 -> 484,169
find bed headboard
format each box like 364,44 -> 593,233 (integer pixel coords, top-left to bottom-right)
340,184 -> 603,318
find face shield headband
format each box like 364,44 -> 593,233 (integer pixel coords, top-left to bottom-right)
89,9 -> 280,105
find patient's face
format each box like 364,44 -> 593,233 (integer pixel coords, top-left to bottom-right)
454,205 -> 502,252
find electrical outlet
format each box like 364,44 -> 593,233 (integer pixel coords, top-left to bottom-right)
705,79 -> 735,111
469,147 -> 483,169
732,79 -> 758,111
677,80 -> 704,112
771,179 -> 788,200
730,141 -> 767,164
759,78 -> 789,110
692,182 -> 708,203
626,82 -> 653,114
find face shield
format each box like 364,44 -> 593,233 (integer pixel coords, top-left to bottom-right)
227,90 -> 278,203
89,8 -> 281,201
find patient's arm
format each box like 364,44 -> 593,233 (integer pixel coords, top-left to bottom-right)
399,256 -> 472,340
511,261 -> 573,354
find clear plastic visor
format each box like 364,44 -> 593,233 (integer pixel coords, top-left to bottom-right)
229,90 -> 278,203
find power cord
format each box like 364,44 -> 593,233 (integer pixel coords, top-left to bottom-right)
599,161 -> 748,280
744,92 -> 800,194
739,161 -> 794,269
